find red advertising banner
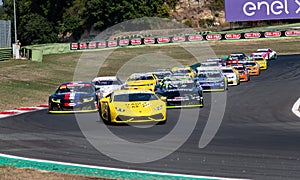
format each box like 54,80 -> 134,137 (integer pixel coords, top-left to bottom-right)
79,43 -> 87,49
88,42 -> 97,49
144,37 -> 155,44
130,38 -> 142,45
285,30 -> 300,37
188,35 -> 203,41
172,36 -> 186,43
264,32 -> 281,38
119,39 -> 129,46
244,32 -> 261,39
108,41 -> 117,47
70,43 -> 78,50
225,33 -> 241,40
206,34 -> 222,41
97,42 -> 106,48
157,37 -> 170,44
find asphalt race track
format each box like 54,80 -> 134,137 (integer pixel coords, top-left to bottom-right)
0,54 -> 300,179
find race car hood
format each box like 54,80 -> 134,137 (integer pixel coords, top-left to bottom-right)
198,77 -> 223,83
51,92 -> 95,102
113,101 -> 163,115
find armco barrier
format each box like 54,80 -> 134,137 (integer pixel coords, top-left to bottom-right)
70,30 -> 300,51
0,48 -> 12,61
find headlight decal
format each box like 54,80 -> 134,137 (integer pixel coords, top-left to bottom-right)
51,98 -> 61,103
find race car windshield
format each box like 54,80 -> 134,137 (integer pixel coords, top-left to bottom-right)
174,69 -> 191,73
153,72 -> 171,79
201,63 -> 218,67
230,55 -> 244,60
257,50 -> 267,53
235,67 -> 244,71
244,62 -> 256,66
222,69 -> 233,73
114,93 -> 158,102
57,85 -> 94,94
254,58 -> 264,61
94,80 -> 120,86
207,73 -> 222,78
164,82 -> 194,90
128,75 -> 154,81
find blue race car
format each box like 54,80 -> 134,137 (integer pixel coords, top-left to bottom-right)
195,70 -> 228,92
48,81 -> 99,113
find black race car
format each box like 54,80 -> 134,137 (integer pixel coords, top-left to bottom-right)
48,82 -> 99,113
155,76 -> 204,108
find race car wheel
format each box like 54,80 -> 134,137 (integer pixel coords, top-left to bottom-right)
103,105 -> 112,125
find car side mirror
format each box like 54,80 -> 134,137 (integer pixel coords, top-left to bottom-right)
160,96 -> 167,101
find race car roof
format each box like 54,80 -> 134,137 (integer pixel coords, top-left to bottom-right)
61,81 -> 92,86
92,76 -> 119,82
113,89 -> 155,95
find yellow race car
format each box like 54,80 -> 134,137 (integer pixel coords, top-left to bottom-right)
99,90 -> 167,124
252,57 -> 267,70
124,73 -> 158,92
171,66 -> 195,78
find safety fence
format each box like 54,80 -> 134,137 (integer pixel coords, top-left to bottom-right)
0,48 -> 12,61
70,30 -> 300,50
17,29 -> 300,62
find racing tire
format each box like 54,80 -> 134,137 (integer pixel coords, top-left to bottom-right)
103,105 -> 113,125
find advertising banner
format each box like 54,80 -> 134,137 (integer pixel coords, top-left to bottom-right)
130,38 -> 142,45
108,41 -> 118,47
144,37 -> 156,44
157,37 -> 170,44
119,39 -> 130,46
79,43 -> 87,49
88,42 -> 97,49
285,30 -> 300,36
225,0 -> 300,21
188,35 -> 203,41
172,36 -> 186,43
244,32 -> 261,39
264,31 -> 281,38
206,34 -> 222,41
70,43 -> 79,50
225,33 -> 241,40
97,42 -> 107,48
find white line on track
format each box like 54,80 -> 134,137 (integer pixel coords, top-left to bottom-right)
0,153 -> 248,180
292,98 -> 300,118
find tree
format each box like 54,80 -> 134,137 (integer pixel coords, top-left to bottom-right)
21,13 -> 57,44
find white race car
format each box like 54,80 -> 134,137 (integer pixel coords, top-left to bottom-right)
92,76 -> 124,98
221,66 -> 240,86
251,48 -> 277,60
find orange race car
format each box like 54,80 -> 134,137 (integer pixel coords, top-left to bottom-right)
240,61 -> 260,76
232,64 -> 250,82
